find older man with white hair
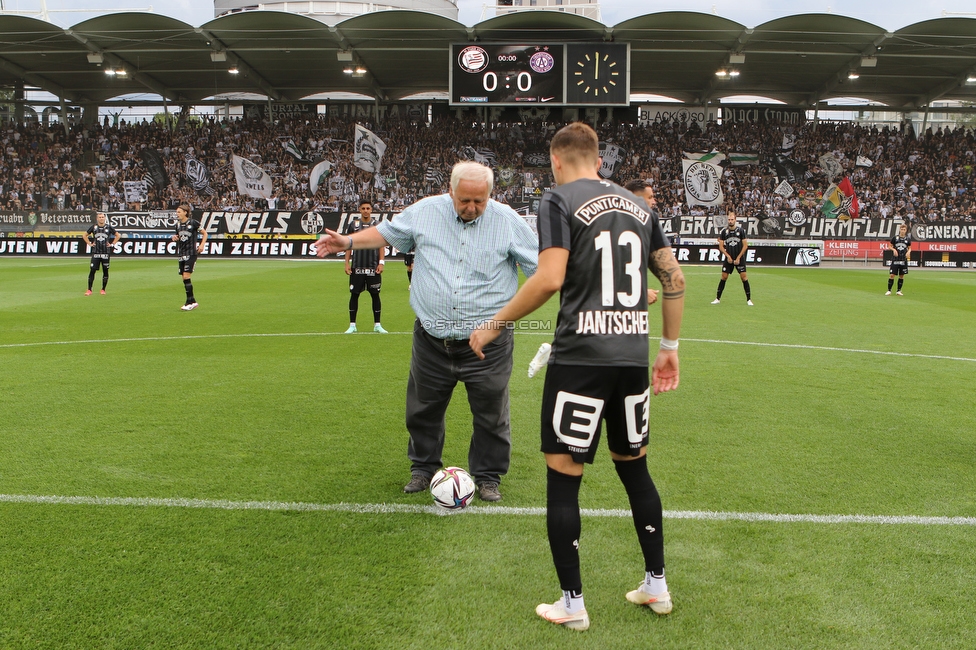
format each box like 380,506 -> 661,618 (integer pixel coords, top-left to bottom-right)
316,161 -> 538,501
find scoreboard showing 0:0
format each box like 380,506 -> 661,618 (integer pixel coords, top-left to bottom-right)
451,44 -> 564,105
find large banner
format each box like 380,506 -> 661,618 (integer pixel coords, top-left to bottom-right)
720,105 -> 806,125
0,237 -> 322,259
6,209 -> 976,249
244,102 -> 316,122
638,105 -> 718,125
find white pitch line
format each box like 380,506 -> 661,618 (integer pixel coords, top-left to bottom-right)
3,331 -> 974,363
1,494 -> 973,526
681,337 -> 976,363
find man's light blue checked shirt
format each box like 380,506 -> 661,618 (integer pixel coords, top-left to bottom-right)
376,195 -> 538,340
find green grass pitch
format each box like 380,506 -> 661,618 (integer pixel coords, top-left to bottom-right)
1,257 -> 975,649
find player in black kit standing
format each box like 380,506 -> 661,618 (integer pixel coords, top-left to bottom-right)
173,203 -> 207,311
712,210 -> 753,305
470,122 -> 685,631
343,199 -> 387,334
83,212 -> 120,295
886,223 -> 911,295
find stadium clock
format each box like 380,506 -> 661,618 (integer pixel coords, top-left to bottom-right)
451,44 -> 564,105
565,43 -> 630,106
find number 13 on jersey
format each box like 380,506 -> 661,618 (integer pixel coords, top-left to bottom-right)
594,230 -> 642,307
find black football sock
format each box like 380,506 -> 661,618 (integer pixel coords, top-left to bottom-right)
370,291 -> 382,324
102,271 -> 109,290
743,280 -> 751,300
888,278 -> 894,291
547,466 -> 583,593
897,278 -> 904,291
183,278 -> 194,304
614,455 -> 665,573
407,270 -> 413,283
88,270 -> 96,291
348,293 -> 360,324
716,279 -> 726,299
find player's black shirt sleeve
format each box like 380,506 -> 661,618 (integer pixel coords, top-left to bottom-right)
538,191 -> 573,252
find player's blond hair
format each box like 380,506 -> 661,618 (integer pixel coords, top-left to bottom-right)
550,122 -> 599,168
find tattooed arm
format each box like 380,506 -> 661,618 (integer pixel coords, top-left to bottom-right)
648,246 -> 685,394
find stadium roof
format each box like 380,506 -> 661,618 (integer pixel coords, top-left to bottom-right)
0,10 -> 974,109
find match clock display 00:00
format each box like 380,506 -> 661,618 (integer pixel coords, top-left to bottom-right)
565,43 -> 629,105
451,44 -> 564,105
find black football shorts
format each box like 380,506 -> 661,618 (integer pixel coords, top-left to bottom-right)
349,268 -> 382,294
722,260 -> 747,274
541,364 -> 650,464
178,255 -> 197,275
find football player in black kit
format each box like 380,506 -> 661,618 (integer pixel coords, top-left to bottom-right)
83,212 -> 120,295
886,223 -> 911,296
470,122 -> 685,631
172,203 -> 207,311
343,199 -> 387,334
712,210 -> 753,305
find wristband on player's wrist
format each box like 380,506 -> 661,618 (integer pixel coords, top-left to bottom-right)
660,337 -> 679,351
346,236 -> 354,250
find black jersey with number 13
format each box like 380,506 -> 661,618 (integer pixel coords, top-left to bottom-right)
538,178 -> 670,367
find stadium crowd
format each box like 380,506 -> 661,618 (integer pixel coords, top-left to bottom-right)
1,111 -> 974,222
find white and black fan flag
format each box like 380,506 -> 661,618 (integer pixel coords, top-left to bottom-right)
598,142 -> 627,179
139,148 -> 168,189
232,154 -> 272,200
781,130 -> 797,153
185,153 -> 216,196
123,180 -> 148,203
818,154 -> 843,181
425,168 -> 445,186
353,124 -> 387,173
457,146 -> 497,168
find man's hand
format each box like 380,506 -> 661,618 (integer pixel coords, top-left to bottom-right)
651,349 -> 679,395
376,263 -> 384,274
344,262 -> 352,276
315,229 -> 349,258
469,322 -> 503,360
647,288 -> 659,305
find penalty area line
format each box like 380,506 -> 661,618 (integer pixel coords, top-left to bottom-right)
1,494 -> 974,526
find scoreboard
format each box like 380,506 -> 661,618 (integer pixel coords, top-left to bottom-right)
450,43 -> 629,106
